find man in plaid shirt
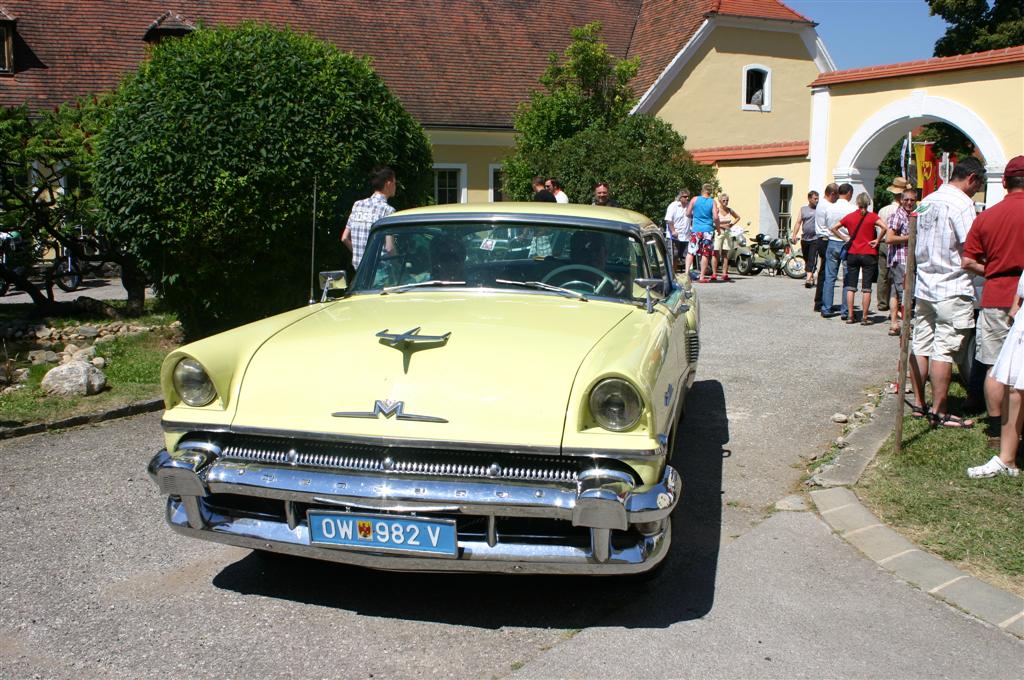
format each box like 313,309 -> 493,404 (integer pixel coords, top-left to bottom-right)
883,188 -> 917,335
342,167 -> 397,268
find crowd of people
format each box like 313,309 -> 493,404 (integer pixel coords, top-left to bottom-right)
798,156 -> 1024,478
343,162 -> 1023,479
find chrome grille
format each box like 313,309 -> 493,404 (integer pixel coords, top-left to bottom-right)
218,438 -> 579,483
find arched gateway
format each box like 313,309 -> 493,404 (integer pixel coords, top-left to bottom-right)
807,47 -> 1023,207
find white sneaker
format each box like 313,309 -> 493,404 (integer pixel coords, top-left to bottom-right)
967,456 -> 1021,479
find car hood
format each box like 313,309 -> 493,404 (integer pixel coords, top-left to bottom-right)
231,291 -> 634,449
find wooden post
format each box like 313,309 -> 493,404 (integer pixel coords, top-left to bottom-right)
894,213 -> 918,454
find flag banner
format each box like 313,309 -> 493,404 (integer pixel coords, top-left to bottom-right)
915,143 -> 938,197
900,137 -> 909,179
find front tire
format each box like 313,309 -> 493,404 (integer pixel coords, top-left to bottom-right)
784,255 -> 806,279
54,260 -> 81,292
736,254 -> 756,276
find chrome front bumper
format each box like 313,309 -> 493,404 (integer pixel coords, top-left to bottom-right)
148,447 -> 680,575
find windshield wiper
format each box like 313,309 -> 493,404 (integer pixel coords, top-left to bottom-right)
495,279 -> 587,301
381,280 -> 466,295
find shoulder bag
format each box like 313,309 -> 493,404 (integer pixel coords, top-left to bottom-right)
839,212 -> 869,263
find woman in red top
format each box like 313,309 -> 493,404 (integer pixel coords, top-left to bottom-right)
832,192 -> 886,325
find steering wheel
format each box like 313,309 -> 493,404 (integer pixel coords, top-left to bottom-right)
542,264 -> 620,296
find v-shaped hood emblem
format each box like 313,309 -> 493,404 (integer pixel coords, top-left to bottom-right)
376,327 -> 451,373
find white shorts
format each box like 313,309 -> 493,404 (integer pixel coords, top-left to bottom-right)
911,296 -> 975,363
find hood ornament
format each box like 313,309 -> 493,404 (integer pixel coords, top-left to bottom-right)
332,399 -> 447,424
377,327 -> 451,373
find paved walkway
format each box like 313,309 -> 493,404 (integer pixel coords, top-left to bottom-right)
0,277 -> 150,305
1,274 -> 1020,678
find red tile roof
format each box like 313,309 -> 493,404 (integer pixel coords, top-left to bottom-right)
810,45 -> 1024,88
689,140 -> 809,163
2,0 -> 816,128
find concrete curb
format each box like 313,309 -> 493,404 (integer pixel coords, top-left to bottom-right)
0,397 -> 163,441
808,391 -> 1024,639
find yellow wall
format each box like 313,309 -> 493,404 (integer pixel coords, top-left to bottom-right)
825,64 -> 1024,169
653,26 -> 820,148
714,157 -> 810,236
427,129 -> 515,204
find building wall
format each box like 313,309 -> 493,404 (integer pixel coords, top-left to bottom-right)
652,26 -> 820,149
713,157 -> 810,237
427,129 -> 515,204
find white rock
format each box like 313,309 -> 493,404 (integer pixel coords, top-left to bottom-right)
831,413 -> 848,423
91,357 -> 106,369
835,437 -> 849,448
78,326 -> 100,338
94,335 -> 115,344
63,343 -> 79,355
40,360 -> 106,396
73,346 -> 97,361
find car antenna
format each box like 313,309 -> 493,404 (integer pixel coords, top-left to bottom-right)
308,175 -> 318,304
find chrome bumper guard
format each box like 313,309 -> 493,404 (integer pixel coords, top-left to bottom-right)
148,446 -> 680,575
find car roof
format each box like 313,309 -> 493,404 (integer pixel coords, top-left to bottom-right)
376,202 -> 659,237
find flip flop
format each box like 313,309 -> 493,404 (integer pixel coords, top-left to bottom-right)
861,319 -> 873,326
888,326 -> 900,336
930,412 -> 975,429
909,402 -> 929,419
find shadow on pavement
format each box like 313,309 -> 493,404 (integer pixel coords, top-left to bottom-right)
211,379 -> 728,630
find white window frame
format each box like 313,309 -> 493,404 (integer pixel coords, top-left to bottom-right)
741,64 -> 772,112
488,163 -> 504,203
432,163 -> 468,204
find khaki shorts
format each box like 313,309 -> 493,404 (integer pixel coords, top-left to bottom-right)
911,296 -> 975,363
976,307 -> 1012,364
713,230 -> 731,251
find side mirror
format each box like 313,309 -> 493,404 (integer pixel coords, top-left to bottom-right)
635,277 -> 668,313
318,270 -> 348,302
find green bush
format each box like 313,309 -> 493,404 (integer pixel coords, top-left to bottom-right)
94,23 -> 433,337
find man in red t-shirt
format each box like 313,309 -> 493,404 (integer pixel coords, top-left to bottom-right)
963,155 -> 1024,448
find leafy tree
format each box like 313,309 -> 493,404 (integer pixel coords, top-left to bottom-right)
929,0 -> 1024,56
503,23 -> 712,220
94,23 -> 433,337
1,99 -> 148,315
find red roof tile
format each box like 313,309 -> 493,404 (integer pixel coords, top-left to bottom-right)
2,0 -> 817,128
690,139 -> 809,163
810,45 -> 1024,87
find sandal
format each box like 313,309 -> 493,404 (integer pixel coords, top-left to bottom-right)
909,403 -> 929,419
861,319 -> 873,326
888,326 -> 900,336
929,412 -> 975,429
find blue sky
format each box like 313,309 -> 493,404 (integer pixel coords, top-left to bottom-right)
786,0 -> 950,69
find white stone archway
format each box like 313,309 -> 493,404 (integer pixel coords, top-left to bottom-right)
831,91 -> 1008,207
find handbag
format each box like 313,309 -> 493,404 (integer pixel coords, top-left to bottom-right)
839,212 -> 869,262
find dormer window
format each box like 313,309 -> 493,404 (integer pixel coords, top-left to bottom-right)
144,12 -> 195,44
742,64 -> 771,112
0,11 -> 14,75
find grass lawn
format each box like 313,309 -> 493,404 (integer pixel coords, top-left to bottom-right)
0,328 -> 177,427
858,384 -> 1024,597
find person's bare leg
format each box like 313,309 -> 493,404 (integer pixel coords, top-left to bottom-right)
999,388 -> 1022,469
984,372 -> 1004,419
862,292 -> 872,321
889,293 -> 899,331
685,252 -> 694,278
910,354 -> 929,410
711,252 -> 719,278
845,289 -> 855,321
930,360 -> 953,414
719,251 -> 729,277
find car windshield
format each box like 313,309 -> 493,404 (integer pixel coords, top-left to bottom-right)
351,223 -> 649,302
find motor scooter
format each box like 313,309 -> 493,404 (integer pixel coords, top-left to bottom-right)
0,229 -> 24,297
734,227 -> 805,279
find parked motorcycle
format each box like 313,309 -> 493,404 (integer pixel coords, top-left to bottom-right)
734,231 -> 805,279
0,229 -> 24,297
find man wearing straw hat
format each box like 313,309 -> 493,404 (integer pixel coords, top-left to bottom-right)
877,176 -> 912,313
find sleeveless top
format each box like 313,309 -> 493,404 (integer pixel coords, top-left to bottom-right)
692,196 -> 715,232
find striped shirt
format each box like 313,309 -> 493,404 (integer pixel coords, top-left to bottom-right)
913,183 -> 976,302
345,192 -> 395,267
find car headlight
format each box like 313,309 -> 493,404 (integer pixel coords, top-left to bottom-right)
588,378 -> 643,432
172,358 -> 217,407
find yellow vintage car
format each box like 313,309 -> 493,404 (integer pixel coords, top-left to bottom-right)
148,203 -> 700,575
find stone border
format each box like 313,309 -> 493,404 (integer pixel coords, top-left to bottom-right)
808,391 -> 1024,639
0,397 -> 164,440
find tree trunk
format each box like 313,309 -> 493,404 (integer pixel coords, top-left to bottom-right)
0,263 -> 51,307
119,260 -> 147,317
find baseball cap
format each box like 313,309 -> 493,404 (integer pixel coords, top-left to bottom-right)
1004,155 -> 1024,177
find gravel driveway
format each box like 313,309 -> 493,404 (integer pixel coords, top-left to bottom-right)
2,275 -> 1020,678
